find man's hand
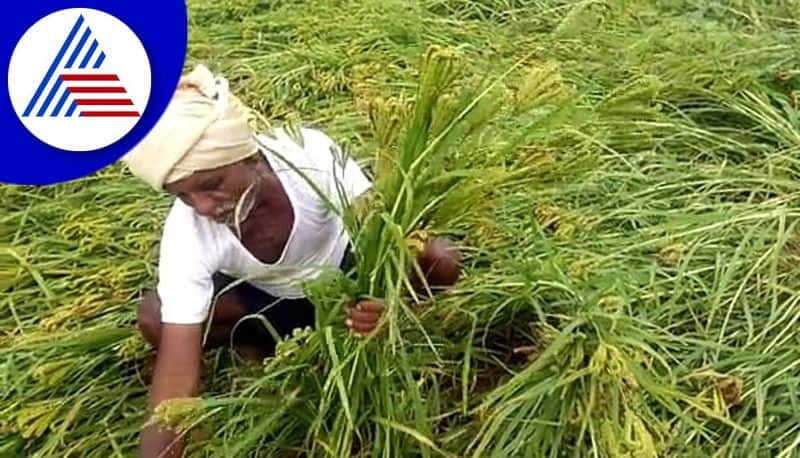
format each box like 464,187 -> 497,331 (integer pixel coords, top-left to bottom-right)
345,299 -> 384,336
414,237 -> 461,293
141,323 -> 204,458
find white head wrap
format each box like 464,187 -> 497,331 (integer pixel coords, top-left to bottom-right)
122,65 -> 258,190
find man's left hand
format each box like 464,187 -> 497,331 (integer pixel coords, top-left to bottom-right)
345,299 -> 384,336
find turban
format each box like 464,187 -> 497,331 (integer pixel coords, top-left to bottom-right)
122,65 -> 258,190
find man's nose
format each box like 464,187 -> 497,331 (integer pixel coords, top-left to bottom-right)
190,194 -> 217,218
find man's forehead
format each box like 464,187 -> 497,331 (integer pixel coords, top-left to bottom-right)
164,171 -> 206,191
166,163 -> 238,190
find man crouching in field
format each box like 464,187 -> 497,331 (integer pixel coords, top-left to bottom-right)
121,65 -> 460,457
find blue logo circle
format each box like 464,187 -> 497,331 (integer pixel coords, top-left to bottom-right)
2,1 -> 187,185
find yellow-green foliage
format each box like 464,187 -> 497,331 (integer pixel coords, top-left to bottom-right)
3,1 -> 800,457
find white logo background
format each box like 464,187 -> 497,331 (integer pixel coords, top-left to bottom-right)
8,8 -> 151,152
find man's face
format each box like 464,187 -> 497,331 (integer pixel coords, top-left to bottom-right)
164,159 -> 256,224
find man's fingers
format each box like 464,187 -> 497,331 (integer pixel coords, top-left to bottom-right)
346,319 -> 377,333
347,308 -> 379,323
356,300 -> 384,313
345,299 -> 385,336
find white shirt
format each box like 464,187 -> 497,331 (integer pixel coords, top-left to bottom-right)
156,127 -> 371,324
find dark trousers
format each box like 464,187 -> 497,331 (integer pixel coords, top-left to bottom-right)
215,246 -> 354,354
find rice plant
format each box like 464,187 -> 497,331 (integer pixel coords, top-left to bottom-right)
3,0 -> 800,457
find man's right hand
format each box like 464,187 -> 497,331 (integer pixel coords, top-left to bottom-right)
345,298 -> 385,337
141,323 -> 204,458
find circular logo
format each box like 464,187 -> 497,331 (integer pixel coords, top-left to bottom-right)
8,9 -> 151,152
1,2 -> 186,185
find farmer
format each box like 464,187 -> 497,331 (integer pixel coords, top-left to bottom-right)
122,65 -> 460,457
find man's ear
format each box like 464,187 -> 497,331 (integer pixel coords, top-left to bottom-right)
243,154 -> 262,166
249,153 -> 273,173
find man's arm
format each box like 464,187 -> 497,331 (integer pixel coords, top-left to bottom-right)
141,323 -> 204,458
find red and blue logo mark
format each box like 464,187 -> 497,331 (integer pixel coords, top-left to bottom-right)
9,9 -> 151,152
24,15 -> 140,119
2,2 -> 187,185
